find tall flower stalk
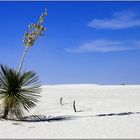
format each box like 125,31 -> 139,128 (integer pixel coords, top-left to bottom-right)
18,47 -> 28,73
18,9 -> 48,73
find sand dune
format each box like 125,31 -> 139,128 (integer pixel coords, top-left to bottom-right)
0,84 -> 140,138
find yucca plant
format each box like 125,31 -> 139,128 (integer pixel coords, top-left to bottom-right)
0,65 -> 41,119
0,9 -> 47,120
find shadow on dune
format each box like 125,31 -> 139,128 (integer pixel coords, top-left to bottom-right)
96,111 -> 140,117
14,111 -> 140,122
4,111 -> 140,123
18,115 -> 77,122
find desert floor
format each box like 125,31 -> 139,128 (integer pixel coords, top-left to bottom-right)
0,84 -> 140,138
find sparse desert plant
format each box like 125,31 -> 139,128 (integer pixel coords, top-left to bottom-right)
60,97 -> 63,105
0,65 -> 41,119
73,100 -> 77,112
0,9 -> 47,119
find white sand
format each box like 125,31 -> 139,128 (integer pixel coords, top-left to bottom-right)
0,84 -> 140,138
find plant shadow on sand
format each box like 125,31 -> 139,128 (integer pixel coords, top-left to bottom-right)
17,115 -> 77,122
2,111 -> 140,123
96,111 -> 140,117
18,111 -> 140,122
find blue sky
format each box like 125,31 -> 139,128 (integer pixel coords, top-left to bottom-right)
0,1 -> 140,85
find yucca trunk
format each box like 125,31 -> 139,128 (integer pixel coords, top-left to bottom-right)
2,107 -> 9,119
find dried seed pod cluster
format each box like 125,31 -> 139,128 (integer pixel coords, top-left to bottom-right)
23,9 -> 48,48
